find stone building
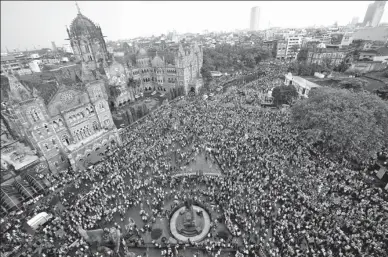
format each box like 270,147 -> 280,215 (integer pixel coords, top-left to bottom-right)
114,42 -> 204,100
66,5 -> 110,65
65,5 -> 203,108
306,47 -> 349,66
0,63 -> 121,172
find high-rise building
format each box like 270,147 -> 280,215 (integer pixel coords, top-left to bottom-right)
51,41 -> 57,52
363,1 -> 386,27
250,6 -> 260,31
351,17 -> 359,25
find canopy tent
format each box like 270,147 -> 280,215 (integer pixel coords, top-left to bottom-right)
13,180 -> 36,199
24,174 -> 46,193
1,186 -> 22,212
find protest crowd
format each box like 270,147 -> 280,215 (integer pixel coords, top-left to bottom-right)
1,61 -> 387,257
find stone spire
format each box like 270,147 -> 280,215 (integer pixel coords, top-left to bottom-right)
75,1 -> 81,14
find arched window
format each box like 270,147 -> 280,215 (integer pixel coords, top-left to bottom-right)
62,135 -> 70,146
28,108 -> 40,122
93,121 -> 98,131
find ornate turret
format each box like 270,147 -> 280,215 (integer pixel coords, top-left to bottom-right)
67,2 -> 110,63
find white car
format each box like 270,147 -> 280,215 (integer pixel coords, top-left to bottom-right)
151,91 -> 157,95
160,93 -> 165,97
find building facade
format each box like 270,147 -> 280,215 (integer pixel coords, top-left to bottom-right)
66,7 -> 110,65
250,6 -> 260,31
275,40 -> 287,60
1,55 -> 22,75
285,36 -> 302,60
307,48 -> 349,66
111,42 -> 203,102
284,73 -> 320,98
263,40 -> 277,57
1,62 -> 121,172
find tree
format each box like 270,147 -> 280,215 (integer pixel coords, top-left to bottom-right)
200,67 -> 212,82
321,57 -> 333,71
338,79 -> 364,92
272,85 -> 298,106
298,62 -> 314,76
289,44 -> 300,61
334,61 -> 351,73
297,48 -> 309,62
288,62 -> 300,74
291,87 -> 388,167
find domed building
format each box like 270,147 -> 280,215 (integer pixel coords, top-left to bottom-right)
121,44 -> 204,95
66,4 -> 110,64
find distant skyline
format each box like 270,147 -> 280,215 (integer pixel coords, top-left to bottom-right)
1,1 -> 388,52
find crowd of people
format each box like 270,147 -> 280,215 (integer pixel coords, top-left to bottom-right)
1,62 -> 387,257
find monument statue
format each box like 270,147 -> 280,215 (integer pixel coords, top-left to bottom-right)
176,199 -> 203,236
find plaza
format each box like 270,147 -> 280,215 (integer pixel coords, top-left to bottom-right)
1,61 -> 387,257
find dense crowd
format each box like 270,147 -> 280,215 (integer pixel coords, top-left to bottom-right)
1,62 -> 387,257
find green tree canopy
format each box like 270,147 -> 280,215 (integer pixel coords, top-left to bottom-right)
272,85 -> 298,106
202,44 -> 271,73
291,87 -> 388,166
338,79 -> 364,92
297,48 -> 309,62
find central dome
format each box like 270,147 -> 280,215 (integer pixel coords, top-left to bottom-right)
70,13 -> 98,36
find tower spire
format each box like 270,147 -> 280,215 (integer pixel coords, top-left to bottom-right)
75,1 -> 81,14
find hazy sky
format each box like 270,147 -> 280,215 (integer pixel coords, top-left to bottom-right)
1,1 -> 387,52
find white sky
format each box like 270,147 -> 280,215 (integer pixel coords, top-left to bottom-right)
1,1 -> 387,51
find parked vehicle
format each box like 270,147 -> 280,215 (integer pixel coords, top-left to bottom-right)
27,212 -> 53,230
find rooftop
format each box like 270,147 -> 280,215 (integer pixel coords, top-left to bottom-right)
1,142 -> 39,171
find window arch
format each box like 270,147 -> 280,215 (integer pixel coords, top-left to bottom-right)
28,108 -> 41,122
93,120 -> 99,131
62,135 -> 70,145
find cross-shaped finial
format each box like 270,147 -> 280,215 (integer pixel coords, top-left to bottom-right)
75,1 -> 81,14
